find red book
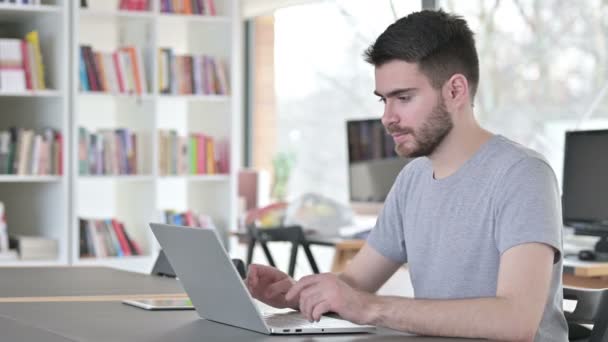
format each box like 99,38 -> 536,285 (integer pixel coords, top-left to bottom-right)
206,0 -> 216,15
196,134 -> 206,174
185,210 -> 195,226
21,41 -> 32,90
120,223 -> 143,256
56,132 -> 63,175
112,52 -> 125,93
112,219 -> 132,256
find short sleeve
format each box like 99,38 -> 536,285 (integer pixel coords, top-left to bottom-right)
366,171 -> 408,264
494,157 -> 563,263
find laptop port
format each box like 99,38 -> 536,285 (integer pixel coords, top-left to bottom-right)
295,329 -> 302,332
283,329 -> 290,332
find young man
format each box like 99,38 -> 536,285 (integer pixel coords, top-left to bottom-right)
246,10 -> 568,341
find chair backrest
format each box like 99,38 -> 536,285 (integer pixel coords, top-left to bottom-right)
564,286 -> 608,341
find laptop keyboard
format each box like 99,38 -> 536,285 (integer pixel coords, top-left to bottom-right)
262,311 -> 358,329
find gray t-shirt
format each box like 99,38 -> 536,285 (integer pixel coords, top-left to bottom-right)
367,135 -> 568,341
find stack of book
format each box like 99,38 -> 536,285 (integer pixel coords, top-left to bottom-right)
0,0 -> 44,6
78,127 -> 141,176
158,49 -> 229,96
160,0 -> 216,15
9,235 -> 58,260
0,31 -> 46,92
79,45 -> 150,95
118,0 -> 149,11
161,209 -> 216,229
0,128 -> 63,176
158,130 -> 229,176
79,218 -> 142,258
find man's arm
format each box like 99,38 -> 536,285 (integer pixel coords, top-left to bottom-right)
338,243 -> 402,293
288,242 -> 555,342
250,243 -> 401,310
366,243 -> 554,341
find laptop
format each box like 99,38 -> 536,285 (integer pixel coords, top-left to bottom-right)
150,223 -> 376,335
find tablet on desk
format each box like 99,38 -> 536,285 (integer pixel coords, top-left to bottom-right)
122,298 -> 195,310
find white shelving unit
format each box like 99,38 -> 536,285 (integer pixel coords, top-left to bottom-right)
70,0 -> 240,273
0,1 -> 69,266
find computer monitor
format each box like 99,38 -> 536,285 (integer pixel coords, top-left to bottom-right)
346,118 -> 410,202
562,129 -> 608,259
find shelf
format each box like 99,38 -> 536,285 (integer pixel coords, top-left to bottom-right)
0,90 -> 62,98
158,94 -> 230,102
78,92 -> 154,101
0,259 -> 65,267
159,174 -> 230,182
0,4 -> 61,21
79,8 -> 154,20
78,175 -> 155,182
157,13 -> 230,24
0,175 -> 63,183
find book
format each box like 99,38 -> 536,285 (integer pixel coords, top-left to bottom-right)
158,130 -> 229,175
9,235 -> 58,260
0,38 -> 26,92
0,127 -> 63,175
24,31 -> 45,90
79,217 -> 141,258
157,49 -> 230,95
79,127 -> 139,175
161,209 -> 216,229
80,45 -> 150,95
0,202 -> 8,252
119,0 -> 149,11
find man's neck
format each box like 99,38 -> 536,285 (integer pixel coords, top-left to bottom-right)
428,121 -> 493,180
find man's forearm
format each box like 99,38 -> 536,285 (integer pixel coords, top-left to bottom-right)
365,295 -> 537,342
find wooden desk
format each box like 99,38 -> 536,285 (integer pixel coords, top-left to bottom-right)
563,257 -> 608,289
0,266 -> 186,303
305,235 -> 365,273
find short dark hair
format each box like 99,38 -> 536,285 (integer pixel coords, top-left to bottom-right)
364,10 -> 479,100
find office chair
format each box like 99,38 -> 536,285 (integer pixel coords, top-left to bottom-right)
243,203 -> 320,277
564,286 -> 608,341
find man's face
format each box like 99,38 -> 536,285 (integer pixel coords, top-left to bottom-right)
375,60 -> 453,158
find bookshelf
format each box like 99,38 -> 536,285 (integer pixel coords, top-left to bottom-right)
0,0 -> 69,266
70,0 -> 240,273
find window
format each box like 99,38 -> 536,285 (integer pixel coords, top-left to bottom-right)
272,0 -> 421,204
439,0 -> 608,187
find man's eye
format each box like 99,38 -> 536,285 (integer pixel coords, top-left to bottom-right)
398,96 -> 411,102
378,98 -> 386,103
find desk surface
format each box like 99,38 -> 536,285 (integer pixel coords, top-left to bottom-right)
563,257 -> 608,277
0,315 -> 73,342
0,266 -> 184,300
0,301 -> 481,342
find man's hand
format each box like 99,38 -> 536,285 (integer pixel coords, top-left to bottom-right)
285,273 -> 375,325
246,264 -> 298,309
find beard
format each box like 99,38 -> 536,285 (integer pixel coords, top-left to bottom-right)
387,97 -> 453,158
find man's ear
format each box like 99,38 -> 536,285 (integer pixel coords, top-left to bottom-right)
442,74 -> 470,111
